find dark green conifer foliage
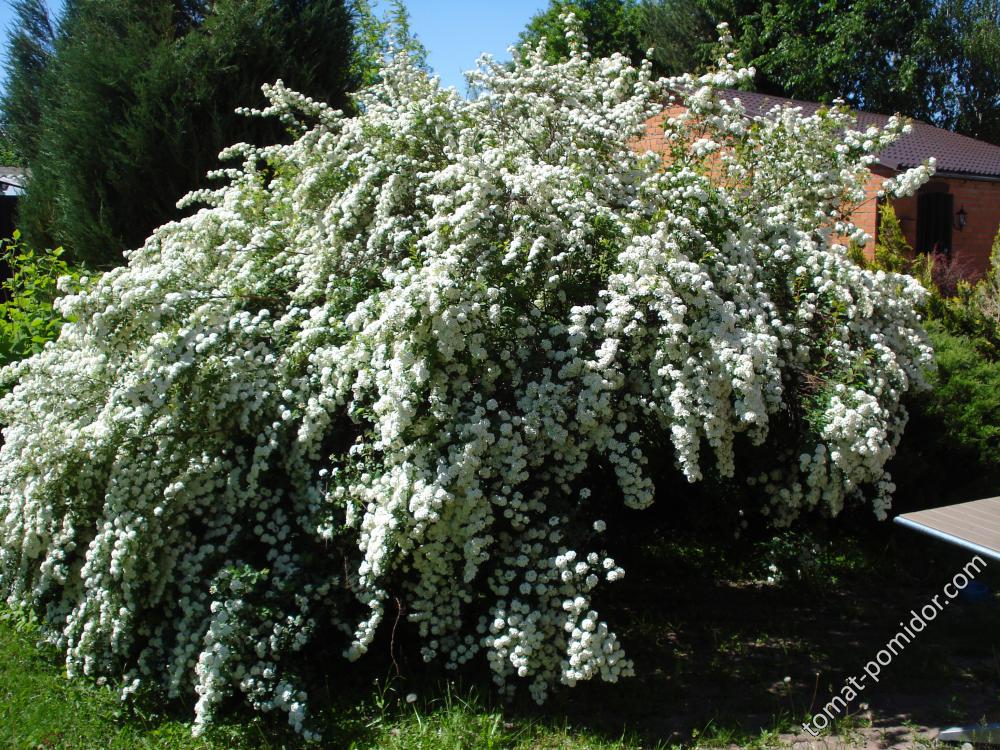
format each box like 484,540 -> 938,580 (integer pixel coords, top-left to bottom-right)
1,0 -> 56,165
6,0 -> 360,266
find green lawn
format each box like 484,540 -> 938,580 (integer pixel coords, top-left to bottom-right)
3,526 -> 998,750
1,611 -> 256,749
0,610 -> 651,750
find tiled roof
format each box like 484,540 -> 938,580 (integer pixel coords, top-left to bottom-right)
714,89 -> 1000,179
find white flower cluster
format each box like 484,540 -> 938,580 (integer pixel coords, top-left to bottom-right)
880,157 -> 937,199
0,22 -> 931,736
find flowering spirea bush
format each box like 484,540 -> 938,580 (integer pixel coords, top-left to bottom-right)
0,22 -> 933,736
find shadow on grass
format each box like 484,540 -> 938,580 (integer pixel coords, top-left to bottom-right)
530,514 -> 1000,748
4,503 -> 1000,749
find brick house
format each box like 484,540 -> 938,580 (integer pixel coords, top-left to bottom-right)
0,167 -> 27,293
637,90 -> 1000,279
0,166 -> 25,243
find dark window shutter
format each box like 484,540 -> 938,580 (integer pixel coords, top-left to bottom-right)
917,194 -> 929,251
943,193 -> 954,251
916,192 -> 953,252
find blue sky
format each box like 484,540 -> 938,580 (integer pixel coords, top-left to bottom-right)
377,0 -> 549,92
0,0 -> 60,69
0,0 -> 549,94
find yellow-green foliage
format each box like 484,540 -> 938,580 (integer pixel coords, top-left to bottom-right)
932,226 -> 1000,357
851,206 -> 1000,351
908,251 -> 937,293
984,222 -> 1000,308
0,231 -> 82,369
856,215 -> 1000,481
846,241 -> 867,266
871,203 -> 912,273
894,227 -> 1000,485
849,203 -> 926,281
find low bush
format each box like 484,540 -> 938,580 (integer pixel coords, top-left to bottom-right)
0,25 -> 935,737
887,320 -> 1000,518
0,231 -> 81,370
933,231 -> 1000,356
871,204 -> 912,274
921,322 -> 1000,468
858,215 -> 1000,505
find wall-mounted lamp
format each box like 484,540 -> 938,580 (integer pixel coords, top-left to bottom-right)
954,205 -> 967,231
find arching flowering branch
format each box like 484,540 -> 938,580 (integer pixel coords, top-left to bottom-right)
0,23 -> 932,737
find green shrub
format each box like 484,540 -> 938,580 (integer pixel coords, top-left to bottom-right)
889,319 -> 1000,514
933,228 -> 1000,355
0,230 -> 81,368
871,203 -> 912,273
855,215 -> 1000,505
854,208 -> 1000,357
921,321 -> 1000,468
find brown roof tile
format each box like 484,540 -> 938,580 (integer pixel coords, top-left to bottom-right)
714,88 -> 1000,179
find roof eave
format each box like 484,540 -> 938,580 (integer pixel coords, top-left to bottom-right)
874,161 -> 1000,183
926,169 -> 1000,184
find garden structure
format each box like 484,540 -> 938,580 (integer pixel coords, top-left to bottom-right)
0,166 -> 24,246
896,496 -> 1000,745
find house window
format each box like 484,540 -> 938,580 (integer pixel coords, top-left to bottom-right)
916,185 -> 953,254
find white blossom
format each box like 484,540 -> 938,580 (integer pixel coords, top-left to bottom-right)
0,26 -> 931,737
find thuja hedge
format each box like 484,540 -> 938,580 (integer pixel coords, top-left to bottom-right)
0,25 -> 934,737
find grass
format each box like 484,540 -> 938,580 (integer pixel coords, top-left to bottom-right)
0,609 -> 255,749
3,524 -> 999,749
0,603 -> 816,750
0,609 -> 663,750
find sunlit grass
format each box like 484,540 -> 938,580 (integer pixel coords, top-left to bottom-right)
0,609 -> 659,750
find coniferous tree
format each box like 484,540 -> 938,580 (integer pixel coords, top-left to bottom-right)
5,0 -> 364,266
1,0 -> 56,165
0,129 -> 17,166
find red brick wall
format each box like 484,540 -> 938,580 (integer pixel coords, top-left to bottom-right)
889,177 -> 1000,279
632,106 -> 684,155
638,109 -> 1000,279
854,167 -> 891,254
